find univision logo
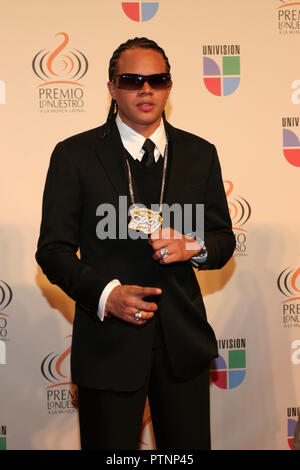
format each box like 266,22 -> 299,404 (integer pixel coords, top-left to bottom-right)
210,338 -> 246,390
288,418 -> 297,450
203,45 -> 240,96
282,117 -> 300,167
122,1 -> 159,22
0,426 -> 6,451
287,407 -> 300,450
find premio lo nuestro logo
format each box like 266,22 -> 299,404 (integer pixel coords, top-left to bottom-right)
224,180 -> 251,257
203,45 -> 240,96
0,280 -> 12,312
210,338 -> 246,390
122,1 -> 159,22
32,32 -> 88,113
277,1 -> 300,35
282,117 -> 300,167
41,336 -> 78,414
0,280 -> 13,342
277,263 -> 300,328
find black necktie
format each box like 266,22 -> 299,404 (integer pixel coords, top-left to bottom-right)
141,139 -> 156,167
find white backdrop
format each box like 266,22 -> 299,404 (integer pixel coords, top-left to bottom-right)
0,0 -> 299,450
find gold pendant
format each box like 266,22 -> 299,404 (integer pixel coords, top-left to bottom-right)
128,205 -> 162,235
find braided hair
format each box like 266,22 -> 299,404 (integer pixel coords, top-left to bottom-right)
103,37 -> 171,138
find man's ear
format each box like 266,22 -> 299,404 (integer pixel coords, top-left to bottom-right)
107,81 -> 116,99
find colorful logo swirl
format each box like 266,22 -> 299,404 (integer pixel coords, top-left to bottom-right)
41,336 -> 72,389
0,281 -> 12,317
224,180 -> 251,231
278,1 -> 300,9
277,266 -> 300,303
32,32 -> 88,87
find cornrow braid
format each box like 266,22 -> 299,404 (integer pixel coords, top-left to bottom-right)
102,98 -> 119,139
102,37 -> 170,138
108,37 -> 171,82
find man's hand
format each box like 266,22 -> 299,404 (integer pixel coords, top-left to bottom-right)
105,285 -> 162,325
148,228 -> 202,264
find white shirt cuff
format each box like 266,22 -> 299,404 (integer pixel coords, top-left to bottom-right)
98,279 -> 121,321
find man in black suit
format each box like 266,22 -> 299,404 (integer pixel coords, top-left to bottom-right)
36,37 -> 235,450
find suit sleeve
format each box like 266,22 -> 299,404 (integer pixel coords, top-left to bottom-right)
198,144 -> 236,270
35,142 -> 109,320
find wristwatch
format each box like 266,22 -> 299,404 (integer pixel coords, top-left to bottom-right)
186,234 -> 208,267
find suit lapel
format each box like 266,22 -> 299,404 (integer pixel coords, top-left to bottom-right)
164,122 -> 188,205
95,122 -> 129,196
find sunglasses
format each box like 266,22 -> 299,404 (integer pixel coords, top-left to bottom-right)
114,73 -> 172,90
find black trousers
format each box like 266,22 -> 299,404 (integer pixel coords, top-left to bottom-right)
78,328 -> 211,450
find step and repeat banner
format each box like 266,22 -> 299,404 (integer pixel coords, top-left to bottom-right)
0,0 -> 299,450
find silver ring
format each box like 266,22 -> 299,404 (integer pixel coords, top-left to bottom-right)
134,311 -> 142,321
160,247 -> 168,259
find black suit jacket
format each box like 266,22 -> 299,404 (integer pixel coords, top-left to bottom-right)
36,120 -> 235,391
